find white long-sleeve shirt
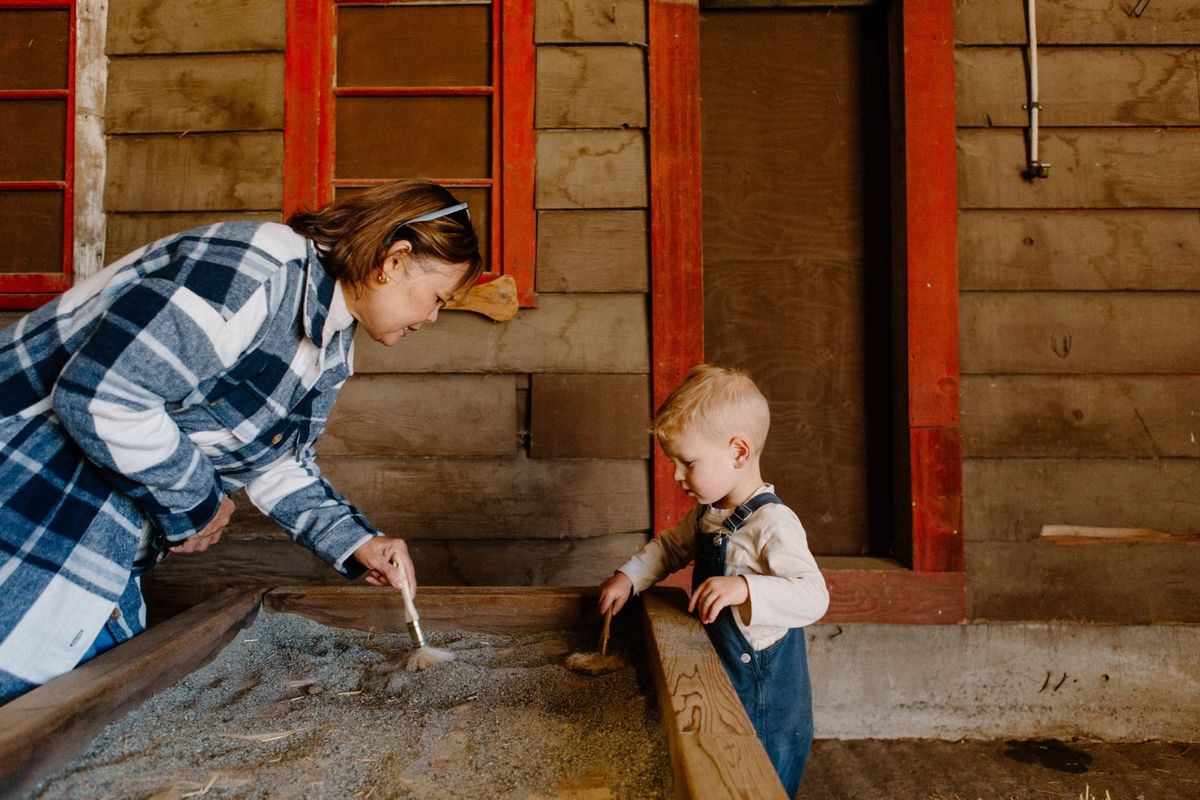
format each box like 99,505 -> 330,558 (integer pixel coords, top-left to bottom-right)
618,485 -> 829,650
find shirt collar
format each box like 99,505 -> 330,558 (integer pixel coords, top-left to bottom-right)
302,242 -> 355,347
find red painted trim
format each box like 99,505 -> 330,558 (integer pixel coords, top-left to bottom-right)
648,0 -> 704,539
283,0 -> 321,216
316,0 -> 336,207
0,294 -> 59,310
0,182 -> 67,190
0,274 -> 71,292
62,0 -> 75,289
335,86 -> 494,97
500,0 -> 536,307
1,0 -> 69,6
332,178 -> 495,189
903,0 -> 962,573
0,89 -> 69,99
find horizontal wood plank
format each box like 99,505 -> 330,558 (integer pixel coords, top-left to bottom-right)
320,374 -> 516,457
536,210 -> 649,292
105,132 -> 283,211
961,292 -> 1200,374
967,540 -> 1200,623
107,0 -> 285,54
957,129 -> 1200,209
353,293 -> 650,373
534,0 -> 647,44
142,534 -> 650,620
529,373 -> 651,459
105,211 -> 281,265
823,569 -> 967,624
962,375 -> 1200,458
964,458 -> 1200,542
958,210 -> 1200,290
225,455 -> 650,540
0,589 -> 261,796
956,47 -> 1200,127
536,45 -> 647,129
106,53 -> 285,134
536,130 -> 648,209
954,0 -> 1200,45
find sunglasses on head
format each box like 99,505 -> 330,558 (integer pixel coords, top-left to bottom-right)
384,201 -> 471,248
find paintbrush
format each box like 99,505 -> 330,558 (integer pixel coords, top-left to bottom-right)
565,607 -> 625,676
389,553 -> 455,672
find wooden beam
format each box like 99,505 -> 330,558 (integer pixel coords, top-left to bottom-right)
0,589 -> 262,798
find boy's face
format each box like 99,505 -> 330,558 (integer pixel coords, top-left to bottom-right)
660,429 -> 743,509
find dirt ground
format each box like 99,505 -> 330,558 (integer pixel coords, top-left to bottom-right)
799,738 -> 1200,800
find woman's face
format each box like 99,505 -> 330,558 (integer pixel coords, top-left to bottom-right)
347,241 -> 471,346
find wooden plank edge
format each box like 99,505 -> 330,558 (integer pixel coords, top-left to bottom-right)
1041,525 -> 1200,544
0,587 -> 263,797
641,590 -> 788,800
264,584 -> 599,634
823,569 -> 967,624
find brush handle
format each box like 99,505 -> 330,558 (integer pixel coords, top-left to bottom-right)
389,553 -> 420,625
600,608 -> 612,657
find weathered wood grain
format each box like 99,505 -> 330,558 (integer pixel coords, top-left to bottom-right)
0,589 -> 261,797
319,374 -> 516,457
536,46 -> 647,129
958,210 -> 1200,290
967,540 -> 1200,623
955,0 -> 1200,45
106,53 -> 285,133
956,47 -> 1200,127
107,0 -> 285,54
225,455 -> 650,540
535,0 -> 647,43
105,132 -> 283,211
823,569 -> 967,624
962,375 -> 1200,458
73,0 -> 110,283
352,293 -> 650,373
960,292 -> 1200,374
105,211 -> 281,264
964,458 -> 1200,542
536,130 -> 648,208
536,210 -> 649,292
642,591 -> 789,799
263,585 -> 595,635
958,129 -> 1200,209
529,373 -> 651,459
141,534 -> 650,620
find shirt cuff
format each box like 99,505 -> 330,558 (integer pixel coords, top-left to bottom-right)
335,531 -> 379,579
155,483 -> 224,543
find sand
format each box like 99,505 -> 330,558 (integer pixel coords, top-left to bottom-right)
26,612 -> 672,800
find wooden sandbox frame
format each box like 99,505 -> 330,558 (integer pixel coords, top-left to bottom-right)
0,586 -> 786,799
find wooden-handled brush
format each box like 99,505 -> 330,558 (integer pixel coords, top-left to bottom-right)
565,607 -> 624,676
389,554 -> 455,672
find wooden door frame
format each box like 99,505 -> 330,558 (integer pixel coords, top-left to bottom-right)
648,0 -> 965,622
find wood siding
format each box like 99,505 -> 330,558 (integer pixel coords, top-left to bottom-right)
956,2 -> 1200,622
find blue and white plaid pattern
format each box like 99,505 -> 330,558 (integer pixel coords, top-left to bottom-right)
0,221 -> 379,701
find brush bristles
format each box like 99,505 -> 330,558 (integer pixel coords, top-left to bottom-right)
405,646 -> 456,672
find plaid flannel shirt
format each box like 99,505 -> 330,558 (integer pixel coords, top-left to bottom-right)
0,221 -> 380,700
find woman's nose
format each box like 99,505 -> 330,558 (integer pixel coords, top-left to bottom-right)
426,306 -> 440,324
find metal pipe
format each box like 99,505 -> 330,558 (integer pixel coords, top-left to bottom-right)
1025,0 -> 1050,178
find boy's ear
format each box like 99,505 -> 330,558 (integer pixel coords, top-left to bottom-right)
729,436 -> 752,467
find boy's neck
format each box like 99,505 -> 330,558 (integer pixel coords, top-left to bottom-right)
712,464 -> 766,510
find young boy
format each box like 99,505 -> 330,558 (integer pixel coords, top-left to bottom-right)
598,363 -> 829,794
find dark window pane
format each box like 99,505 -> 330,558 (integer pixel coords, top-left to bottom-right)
338,5 -> 491,88
0,10 -> 69,90
336,96 -> 490,179
0,99 -> 67,181
0,190 -> 64,274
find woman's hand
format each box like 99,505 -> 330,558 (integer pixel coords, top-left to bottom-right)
599,571 -> 635,616
688,575 -> 750,625
354,536 -> 416,595
171,496 -> 235,554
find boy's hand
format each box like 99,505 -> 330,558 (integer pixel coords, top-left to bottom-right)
688,576 -> 749,624
599,571 -> 635,616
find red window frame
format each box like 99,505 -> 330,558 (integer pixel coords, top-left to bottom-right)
648,0 -> 965,622
283,0 -> 536,306
0,0 -> 76,310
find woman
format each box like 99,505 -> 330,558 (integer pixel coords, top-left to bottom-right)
0,180 -> 482,703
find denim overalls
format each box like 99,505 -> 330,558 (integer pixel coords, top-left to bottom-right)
693,492 -> 814,795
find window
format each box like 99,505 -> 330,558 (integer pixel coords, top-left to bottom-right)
284,0 -> 536,305
0,0 -> 75,309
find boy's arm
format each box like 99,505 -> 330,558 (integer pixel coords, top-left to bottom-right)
741,519 -> 830,628
615,508 -> 697,593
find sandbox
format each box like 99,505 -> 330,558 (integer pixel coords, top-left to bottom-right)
0,586 -> 786,799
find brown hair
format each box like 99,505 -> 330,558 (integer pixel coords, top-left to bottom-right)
651,363 -> 771,452
286,180 -> 483,292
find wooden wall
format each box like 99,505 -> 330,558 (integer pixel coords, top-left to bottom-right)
133,0 -> 654,616
955,0 -> 1200,622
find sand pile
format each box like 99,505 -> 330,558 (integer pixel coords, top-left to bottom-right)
27,612 -> 671,799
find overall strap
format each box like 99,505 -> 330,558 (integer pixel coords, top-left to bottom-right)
722,491 -> 783,534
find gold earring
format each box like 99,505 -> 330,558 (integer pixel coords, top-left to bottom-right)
376,271 -> 389,285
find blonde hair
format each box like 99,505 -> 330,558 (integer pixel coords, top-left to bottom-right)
651,363 -> 770,452
286,180 -> 483,292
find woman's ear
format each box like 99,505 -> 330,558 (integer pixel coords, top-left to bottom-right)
379,240 -> 413,281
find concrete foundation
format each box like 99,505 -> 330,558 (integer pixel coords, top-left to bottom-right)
807,622 -> 1200,741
